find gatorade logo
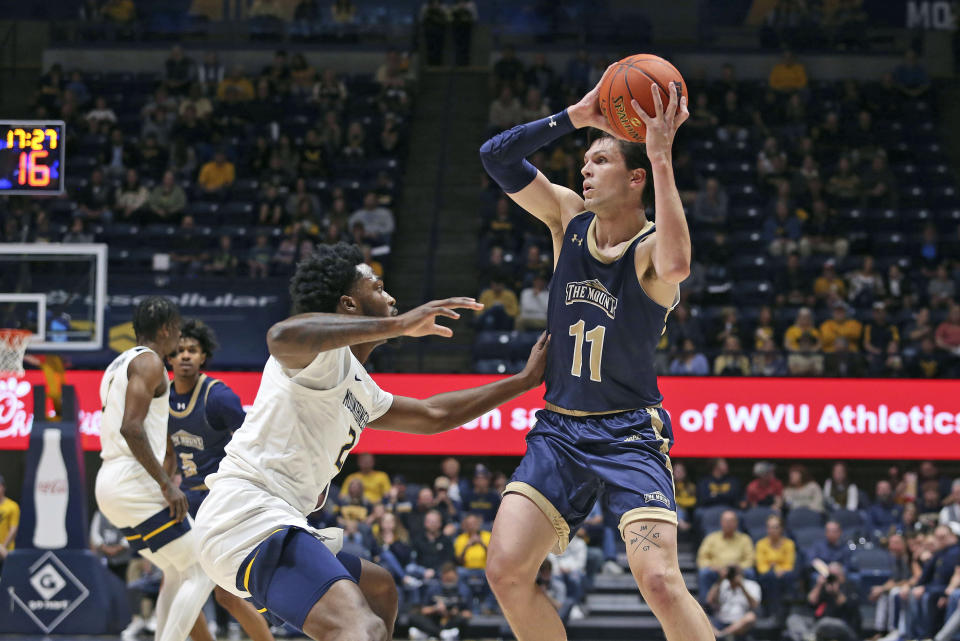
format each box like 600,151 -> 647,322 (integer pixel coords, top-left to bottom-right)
30,564 -> 66,600
10,551 -> 90,632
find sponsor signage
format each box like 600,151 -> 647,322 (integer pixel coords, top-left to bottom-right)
1,372 -> 957,459
8,551 -> 90,633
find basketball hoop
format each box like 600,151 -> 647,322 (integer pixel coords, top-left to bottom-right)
0,329 -> 31,376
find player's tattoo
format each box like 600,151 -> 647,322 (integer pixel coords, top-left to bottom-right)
628,525 -> 661,553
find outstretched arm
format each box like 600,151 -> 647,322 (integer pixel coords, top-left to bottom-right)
267,297 -> 483,370
369,334 -> 549,435
632,81 -> 691,285
120,353 -> 188,522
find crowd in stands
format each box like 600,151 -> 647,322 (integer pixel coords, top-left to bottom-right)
476,47 -> 960,379
56,454 -> 960,640
756,0 -> 870,51
68,0 -> 416,43
692,458 -> 960,641
0,46 -> 409,279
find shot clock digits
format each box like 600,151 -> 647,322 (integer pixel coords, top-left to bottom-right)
0,120 -> 65,195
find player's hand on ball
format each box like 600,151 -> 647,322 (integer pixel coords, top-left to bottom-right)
568,66 -> 617,135
631,81 -> 688,161
399,297 -> 484,338
520,332 -> 550,387
162,481 -> 189,522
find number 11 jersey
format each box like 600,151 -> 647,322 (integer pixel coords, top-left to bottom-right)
544,212 -> 674,415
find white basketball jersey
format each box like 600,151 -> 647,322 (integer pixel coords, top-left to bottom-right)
99,346 -> 170,466
207,346 -> 393,516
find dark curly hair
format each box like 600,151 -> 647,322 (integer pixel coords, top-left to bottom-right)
587,128 -> 655,210
179,318 -> 219,361
290,242 -> 364,314
133,296 -> 180,341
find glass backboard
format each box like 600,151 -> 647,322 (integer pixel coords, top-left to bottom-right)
0,244 -> 106,350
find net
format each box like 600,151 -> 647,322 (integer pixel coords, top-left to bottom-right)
0,329 -> 31,376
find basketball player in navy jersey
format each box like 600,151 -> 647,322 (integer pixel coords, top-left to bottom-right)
166,319 -> 274,641
478,76 -> 714,640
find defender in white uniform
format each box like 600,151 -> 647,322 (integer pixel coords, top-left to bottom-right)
95,297 -> 214,641
195,243 -> 548,641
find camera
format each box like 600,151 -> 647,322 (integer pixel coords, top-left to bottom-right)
825,574 -> 838,584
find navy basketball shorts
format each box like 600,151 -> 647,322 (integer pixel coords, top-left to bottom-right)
234,526 -> 361,631
506,406 -> 677,553
184,487 -> 209,520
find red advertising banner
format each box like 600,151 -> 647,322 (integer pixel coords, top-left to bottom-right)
1,372 -> 958,459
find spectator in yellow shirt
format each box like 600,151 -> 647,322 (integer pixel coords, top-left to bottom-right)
478,278 -> 519,330
454,513 -> 492,569
769,50 -> 808,93
784,307 -> 822,352
197,150 -> 236,195
336,478 -> 376,524
714,336 -> 751,376
217,66 -> 255,102
755,515 -> 797,617
697,510 -> 755,600
102,0 -> 135,23
339,453 -> 392,504
812,261 -> 846,301
0,475 -> 19,559
820,301 -> 863,352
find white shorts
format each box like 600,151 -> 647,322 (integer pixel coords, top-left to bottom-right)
194,477 -> 343,598
95,458 -> 201,572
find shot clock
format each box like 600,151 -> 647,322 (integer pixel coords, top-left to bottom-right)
0,120 -> 65,195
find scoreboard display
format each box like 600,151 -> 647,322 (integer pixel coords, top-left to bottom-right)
0,120 -> 65,195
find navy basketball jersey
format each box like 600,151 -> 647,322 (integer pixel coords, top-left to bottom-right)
168,374 -> 240,491
544,212 -> 674,414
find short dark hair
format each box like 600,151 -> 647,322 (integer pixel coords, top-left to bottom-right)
290,242 -> 364,314
179,318 -> 218,361
133,296 -> 180,341
439,561 -> 458,575
588,129 -> 655,210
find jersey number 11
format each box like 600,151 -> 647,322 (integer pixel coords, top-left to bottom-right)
568,320 -> 606,382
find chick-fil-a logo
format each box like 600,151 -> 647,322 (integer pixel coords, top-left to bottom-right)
0,377 -> 32,439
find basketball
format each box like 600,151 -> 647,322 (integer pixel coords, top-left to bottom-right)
597,53 -> 688,143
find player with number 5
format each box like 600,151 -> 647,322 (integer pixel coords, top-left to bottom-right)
478,55 -> 714,641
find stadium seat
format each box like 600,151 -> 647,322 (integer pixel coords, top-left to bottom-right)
828,509 -> 866,538
184,201 -> 220,225
792,526 -> 825,551
742,506 -> 776,534
698,505 -> 735,535
851,547 -> 892,576
475,359 -> 512,375
221,201 -> 256,225
786,507 -> 824,531
851,547 -> 894,594
732,280 -> 773,305
473,331 -> 514,361
510,331 -> 541,360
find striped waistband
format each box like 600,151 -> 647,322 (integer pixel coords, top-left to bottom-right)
543,401 -> 662,417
